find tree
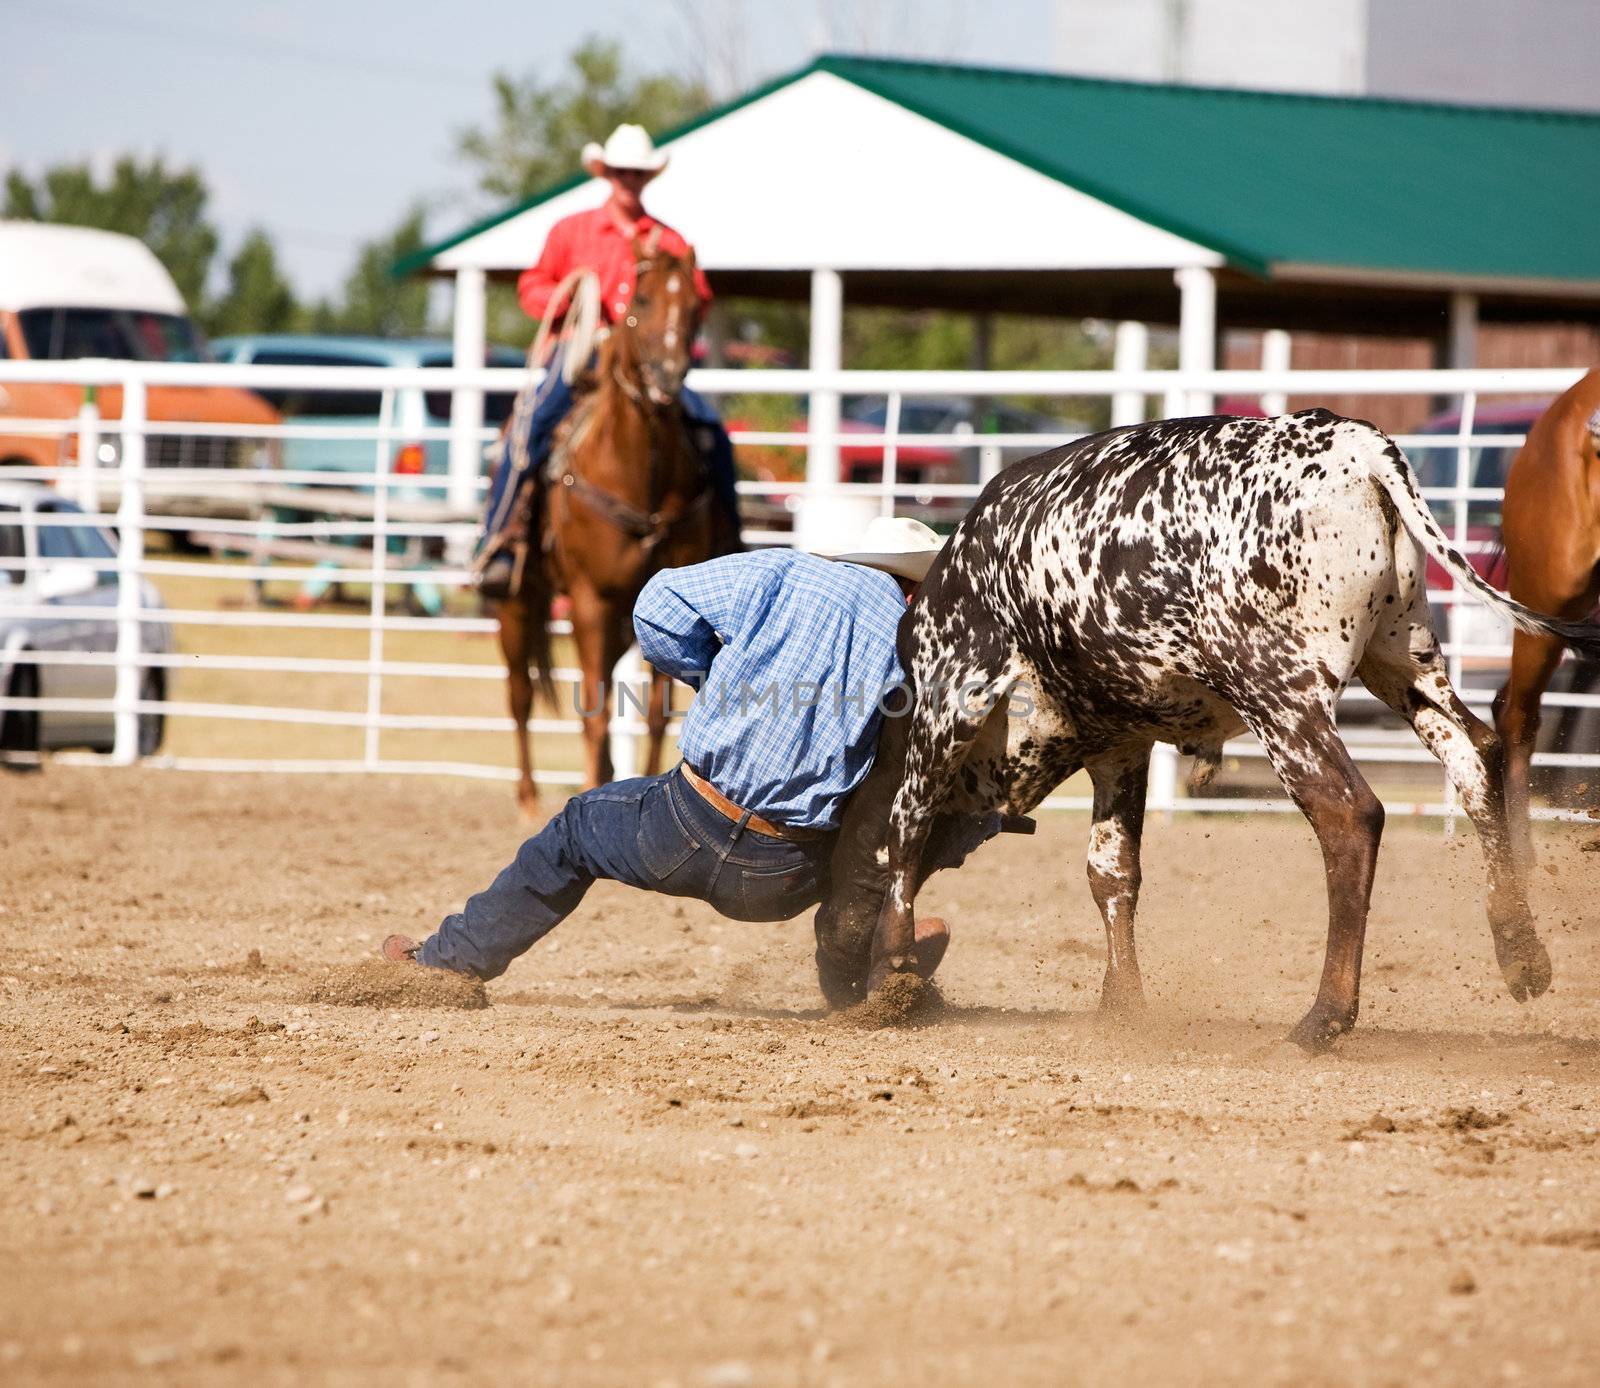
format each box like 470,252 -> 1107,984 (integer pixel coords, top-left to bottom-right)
205,229 -> 298,337
328,206 -> 434,338
458,38 -> 710,204
4,156 -> 219,308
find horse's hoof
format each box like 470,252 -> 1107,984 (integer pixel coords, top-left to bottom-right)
1098,970 -> 1146,1015
1285,1006 -> 1355,1054
1496,932 -> 1552,1003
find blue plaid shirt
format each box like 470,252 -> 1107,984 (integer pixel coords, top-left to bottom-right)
634,549 -> 908,829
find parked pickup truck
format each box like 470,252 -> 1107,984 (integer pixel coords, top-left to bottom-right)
0,221 -> 281,523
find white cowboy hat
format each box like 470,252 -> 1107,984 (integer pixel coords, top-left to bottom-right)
581,124 -> 669,179
816,515 -> 945,583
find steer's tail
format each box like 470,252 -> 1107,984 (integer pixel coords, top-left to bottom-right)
1364,435 -> 1600,656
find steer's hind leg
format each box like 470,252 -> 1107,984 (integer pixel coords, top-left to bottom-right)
1085,744 -> 1151,1013
1359,613 -> 1552,1004
1238,693 -> 1384,1051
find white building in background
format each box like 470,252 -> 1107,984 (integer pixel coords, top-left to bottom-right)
1051,0 -> 1600,113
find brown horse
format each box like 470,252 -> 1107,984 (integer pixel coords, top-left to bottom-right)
495,239 -> 735,816
1493,367 -> 1600,858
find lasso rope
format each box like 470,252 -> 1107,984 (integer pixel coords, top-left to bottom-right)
530,267 -> 601,384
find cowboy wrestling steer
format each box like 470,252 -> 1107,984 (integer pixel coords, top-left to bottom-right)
815,409 -> 1600,1051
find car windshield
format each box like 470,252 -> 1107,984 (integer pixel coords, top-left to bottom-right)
36,502 -> 118,570
245,351 -> 387,417
847,401 -> 963,434
424,349 -> 524,427
1409,419 -> 1531,493
17,307 -> 212,362
0,504 -> 21,586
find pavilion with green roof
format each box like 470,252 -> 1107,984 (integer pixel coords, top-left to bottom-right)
407,54 -> 1600,501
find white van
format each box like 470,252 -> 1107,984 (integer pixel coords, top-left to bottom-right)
0,221 -> 280,515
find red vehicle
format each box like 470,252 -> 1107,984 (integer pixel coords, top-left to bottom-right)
730,397 -> 1089,531
1409,400 -> 1552,597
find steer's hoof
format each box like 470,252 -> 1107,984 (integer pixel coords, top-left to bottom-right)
866,952 -> 919,997
1496,932 -> 1552,1003
1286,1006 -> 1356,1055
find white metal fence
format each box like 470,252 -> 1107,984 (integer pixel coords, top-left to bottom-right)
0,359 -> 1593,820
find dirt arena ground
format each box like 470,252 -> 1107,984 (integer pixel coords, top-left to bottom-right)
3,768 -> 1598,1386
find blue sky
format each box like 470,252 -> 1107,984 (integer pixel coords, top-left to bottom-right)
3,0 -> 1052,298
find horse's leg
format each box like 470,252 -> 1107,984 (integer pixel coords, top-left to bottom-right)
495,600 -> 539,819
591,598 -> 641,788
644,665 -> 671,776
1494,629 -> 1567,868
1493,524 -> 1600,866
566,580 -> 614,791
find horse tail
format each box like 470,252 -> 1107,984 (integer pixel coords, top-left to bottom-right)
1364,433 -> 1600,658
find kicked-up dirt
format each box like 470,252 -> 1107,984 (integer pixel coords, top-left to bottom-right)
2,768 -> 1598,1385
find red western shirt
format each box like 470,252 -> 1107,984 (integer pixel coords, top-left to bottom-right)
516,203 -> 712,327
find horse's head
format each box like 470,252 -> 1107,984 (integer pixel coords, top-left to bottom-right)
621,230 -> 702,406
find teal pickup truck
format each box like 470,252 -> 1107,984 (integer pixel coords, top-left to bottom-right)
210,335 -> 527,613
210,334 -> 526,497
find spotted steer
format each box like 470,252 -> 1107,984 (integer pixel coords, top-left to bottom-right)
815,409 -> 1600,1051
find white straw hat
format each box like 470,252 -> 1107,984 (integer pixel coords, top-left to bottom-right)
816,515 -> 945,582
581,124 -> 670,179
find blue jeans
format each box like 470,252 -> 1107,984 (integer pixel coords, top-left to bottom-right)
480,347 -> 740,550
417,766 -> 996,980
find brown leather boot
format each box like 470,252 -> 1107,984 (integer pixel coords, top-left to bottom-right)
474,552 -> 517,601
380,934 -> 419,964
913,918 -> 950,981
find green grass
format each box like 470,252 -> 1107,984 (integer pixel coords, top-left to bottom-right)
149,553 -> 667,779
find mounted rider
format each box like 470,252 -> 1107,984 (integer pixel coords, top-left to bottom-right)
475,123 -> 742,599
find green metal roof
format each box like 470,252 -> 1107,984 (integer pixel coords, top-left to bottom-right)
404,54 -> 1600,285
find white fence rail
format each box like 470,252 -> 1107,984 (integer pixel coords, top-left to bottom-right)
0,359 -> 1593,819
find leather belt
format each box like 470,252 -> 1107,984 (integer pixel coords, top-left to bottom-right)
679,765 -> 829,843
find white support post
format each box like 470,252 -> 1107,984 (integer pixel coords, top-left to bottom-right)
1446,291 -> 1479,370
449,267 -> 487,518
609,644 -> 647,779
76,388 -> 101,511
880,390 -> 901,518
1174,266 -> 1217,416
796,268 -> 870,548
110,376 -> 146,765
1149,741 -> 1180,819
1443,389 -> 1478,836
364,388 -> 394,769
1260,329 -> 1291,416
1111,321 -> 1148,428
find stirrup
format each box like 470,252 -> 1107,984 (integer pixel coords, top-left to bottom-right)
475,552 -> 518,601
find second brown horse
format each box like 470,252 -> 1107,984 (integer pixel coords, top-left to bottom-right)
1494,367 -> 1600,860
496,239 -> 737,815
